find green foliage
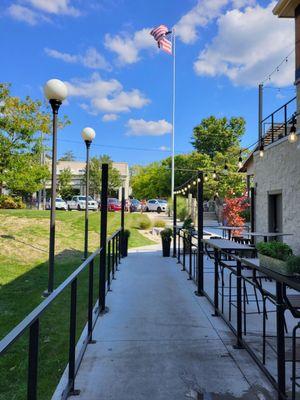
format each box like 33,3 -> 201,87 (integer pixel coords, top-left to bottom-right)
135,215 -> 152,230
59,150 -> 76,161
286,256 -> 300,274
160,228 -> 173,240
183,217 -> 193,230
123,229 -> 131,238
177,196 -> 188,221
256,241 -> 293,261
58,167 -> 74,199
89,155 -> 122,197
153,219 -> 166,228
0,83 -> 69,196
191,116 -> 245,158
0,194 -> 25,209
131,151 -> 246,201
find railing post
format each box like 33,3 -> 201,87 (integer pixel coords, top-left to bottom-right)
99,163 -> 108,314
118,232 -> 121,264
188,233 -> 192,280
213,248 -> 219,316
121,187 -> 125,257
284,105 -> 287,137
68,279 -> 79,395
27,319 -> 39,400
88,260 -> 94,342
173,194 -> 177,257
234,259 -> 244,349
116,235 -> 119,270
195,171 -> 204,296
107,241 -> 111,290
271,113 -> 274,142
182,231 -> 186,271
112,237 -> 115,274
177,230 -> 181,264
276,282 -> 286,400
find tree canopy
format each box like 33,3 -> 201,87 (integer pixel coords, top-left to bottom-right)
58,167 -> 74,199
89,155 -> 122,197
191,116 -> 245,158
0,83 -> 69,197
59,151 -> 76,161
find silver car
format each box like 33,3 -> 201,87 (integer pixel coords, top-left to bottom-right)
67,196 -> 98,211
146,199 -> 168,213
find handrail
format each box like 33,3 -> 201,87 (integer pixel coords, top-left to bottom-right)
0,248 -> 100,355
261,96 -> 296,124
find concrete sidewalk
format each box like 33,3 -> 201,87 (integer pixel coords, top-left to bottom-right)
68,247 -> 276,400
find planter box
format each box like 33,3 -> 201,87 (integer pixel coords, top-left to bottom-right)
258,254 -> 293,276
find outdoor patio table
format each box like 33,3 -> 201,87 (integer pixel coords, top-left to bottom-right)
243,232 -> 293,243
202,238 -> 254,317
204,225 -> 249,240
240,256 -> 300,399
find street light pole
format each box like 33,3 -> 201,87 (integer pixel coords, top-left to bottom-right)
81,127 -> 96,260
43,79 -> 68,295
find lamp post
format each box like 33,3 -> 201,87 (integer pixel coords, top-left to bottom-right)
44,79 -> 68,295
81,127 -> 96,259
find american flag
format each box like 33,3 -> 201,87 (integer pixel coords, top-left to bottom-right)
150,24 -> 172,55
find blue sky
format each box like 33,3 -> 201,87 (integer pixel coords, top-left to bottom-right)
0,0 -> 296,165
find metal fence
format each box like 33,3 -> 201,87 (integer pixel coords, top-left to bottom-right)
0,227 -> 123,400
174,227 -> 300,400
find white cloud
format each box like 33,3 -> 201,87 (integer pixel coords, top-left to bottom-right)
25,0 -> 80,16
7,4 -> 43,25
126,119 -> 172,136
193,2 -> 294,86
175,0 -> 229,44
105,28 -> 156,64
159,146 -> 171,151
45,47 -> 111,70
8,0 -> 80,24
102,113 -> 118,122
66,73 -> 150,115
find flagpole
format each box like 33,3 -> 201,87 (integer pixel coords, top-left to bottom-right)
171,29 -> 176,200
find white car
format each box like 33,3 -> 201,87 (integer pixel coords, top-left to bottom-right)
146,199 -> 168,213
46,198 -> 68,211
67,196 -> 98,211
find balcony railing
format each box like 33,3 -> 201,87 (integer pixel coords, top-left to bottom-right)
261,96 -> 296,146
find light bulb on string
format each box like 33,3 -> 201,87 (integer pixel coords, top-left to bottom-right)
212,170 -> 217,179
288,117 -> 298,143
204,173 -> 208,182
193,181 -> 196,186
259,143 -> 264,158
223,161 -> 228,175
197,178 -> 201,183
238,152 -> 243,169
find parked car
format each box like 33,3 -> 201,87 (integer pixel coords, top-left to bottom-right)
146,199 -> 168,213
125,198 -> 141,212
67,196 -> 98,211
108,198 -> 122,212
46,198 -> 68,211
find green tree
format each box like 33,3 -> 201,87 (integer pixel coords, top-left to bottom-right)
89,155 -> 122,197
58,167 -> 74,199
191,116 -> 245,158
59,151 -> 76,161
0,83 -> 69,196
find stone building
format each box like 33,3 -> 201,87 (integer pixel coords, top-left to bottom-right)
46,160 -> 131,200
240,0 -> 300,253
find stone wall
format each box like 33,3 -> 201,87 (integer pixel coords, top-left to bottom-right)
254,136 -> 300,254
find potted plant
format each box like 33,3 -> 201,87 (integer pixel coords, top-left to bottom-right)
160,228 -> 172,257
286,256 -> 300,277
256,241 -> 293,276
121,229 -> 130,257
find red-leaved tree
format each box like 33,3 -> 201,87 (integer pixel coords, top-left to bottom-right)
222,194 -> 249,235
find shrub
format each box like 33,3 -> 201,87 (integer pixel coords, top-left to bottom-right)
160,228 -> 172,241
153,219 -> 166,228
183,217 -> 193,230
0,195 -> 25,209
136,216 -> 152,230
123,229 -> 131,238
256,241 -> 293,261
176,196 -> 188,221
286,256 -> 300,274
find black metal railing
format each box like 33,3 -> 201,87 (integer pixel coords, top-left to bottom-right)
0,227 -> 123,400
174,228 -> 300,400
261,96 -> 296,146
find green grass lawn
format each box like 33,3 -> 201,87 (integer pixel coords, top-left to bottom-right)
0,209 -> 154,400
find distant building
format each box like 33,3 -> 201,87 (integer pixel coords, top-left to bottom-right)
46,160 -> 131,200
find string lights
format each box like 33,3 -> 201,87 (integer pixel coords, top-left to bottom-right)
288,116 -> 298,143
